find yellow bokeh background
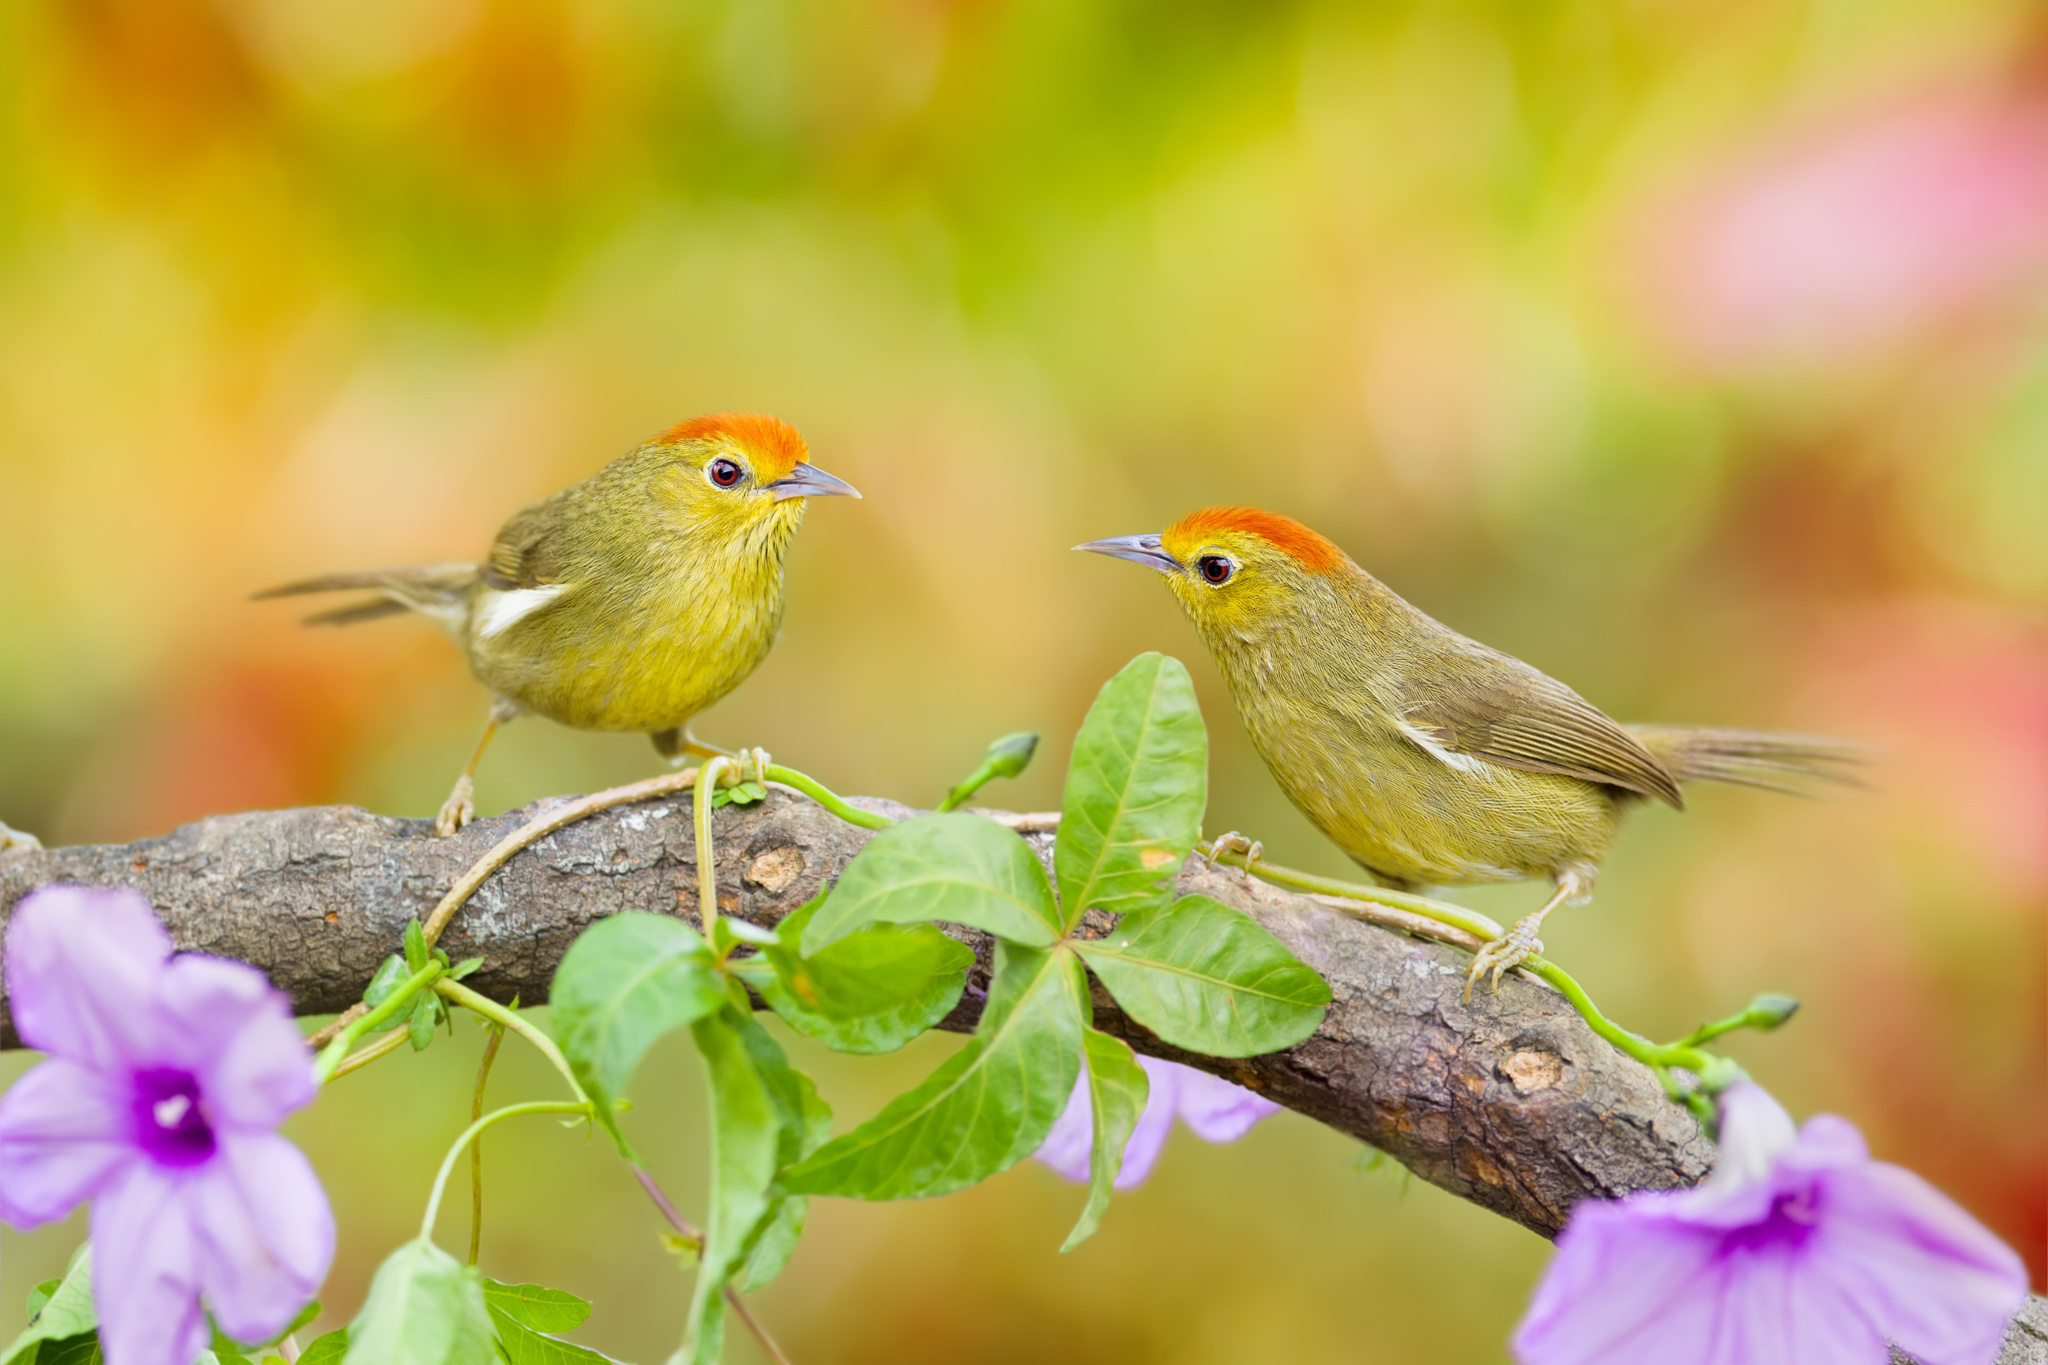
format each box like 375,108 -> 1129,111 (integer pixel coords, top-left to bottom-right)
1,0 -> 2042,1359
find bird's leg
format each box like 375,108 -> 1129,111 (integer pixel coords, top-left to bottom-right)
1205,830 -> 1264,875
1464,863 -> 1596,1002
0,819 -> 42,857
436,701 -> 517,838
667,727 -> 736,765
673,729 -> 770,787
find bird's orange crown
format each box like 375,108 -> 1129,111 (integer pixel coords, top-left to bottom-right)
660,412 -> 809,482
1164,506 -> 1343,575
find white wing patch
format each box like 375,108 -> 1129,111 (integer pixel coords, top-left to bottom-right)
475,584 -> 568,640
1395,717 -> 1492,776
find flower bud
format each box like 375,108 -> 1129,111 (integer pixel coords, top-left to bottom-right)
984,731 -> 1041,779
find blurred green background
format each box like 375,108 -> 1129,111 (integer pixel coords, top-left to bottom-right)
1,0 -> 2043,1358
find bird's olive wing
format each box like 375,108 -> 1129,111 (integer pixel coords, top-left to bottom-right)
481,493 -> 574,590
1397,650 -> 1685,809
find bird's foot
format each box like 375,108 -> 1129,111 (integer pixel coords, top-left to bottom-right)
1205,830 -> 1264,875
435,775 -> 476,838
738,747 -> 772,786
0,820 -> 43,857
1464,917 -> 1544,1003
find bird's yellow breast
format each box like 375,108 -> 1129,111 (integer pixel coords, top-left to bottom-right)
462,552 -> 787,734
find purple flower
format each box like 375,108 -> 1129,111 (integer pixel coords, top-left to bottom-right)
1514,1083 -> 2028,1365
1034,1056 -> 1281,1189
0,886 -> 334,1365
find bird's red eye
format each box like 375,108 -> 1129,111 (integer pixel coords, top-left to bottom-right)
709,458 -> 744,488
1198,556 -> 1234,585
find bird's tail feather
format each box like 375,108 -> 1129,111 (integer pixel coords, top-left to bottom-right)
251,563 -> 478,631
1629,725 -> 1866,796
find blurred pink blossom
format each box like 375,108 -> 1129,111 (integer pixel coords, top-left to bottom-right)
1641,93 -> 2048,373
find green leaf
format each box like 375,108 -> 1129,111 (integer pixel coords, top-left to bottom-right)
406,992 -> 441,1051
447,957 -> 484,981
35,1337 -> 101,1365
800,812 -> 1062,954
681,1006 -> 826,1364
296,1330 -> 350,1365
711,779 -> 767,809
403,919 -> 430,973
486,1308 -> 620,1365
758,892 -> 973,1054
362,954 -> 409,1016
343,1239 -> 495,1365
550,913 -> 727,1152
1060,1029 -> 1149,1253
213,1302 -> 320,1357
782,943 -> 1087,1201
2,1249 -> 94,1365
478,1283 -> 587,1336
1073,895 -> 1329,1057
1055,653 -> 1208,930
736,1031 -> 831,1295
24,1282 -> 60,1325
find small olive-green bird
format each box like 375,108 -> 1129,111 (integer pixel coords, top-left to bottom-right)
257,412 -> 859,835
1080,506 -> 1856,993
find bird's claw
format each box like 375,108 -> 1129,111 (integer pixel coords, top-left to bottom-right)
435,776 -> 477,838
1463,922 -> 1544,1004
0,820 -> 42,858
739,747 -> 772,787
1205,830 -> 1263,874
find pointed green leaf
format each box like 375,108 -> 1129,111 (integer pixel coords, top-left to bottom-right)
478,1282 -> 588,1336
782,944 -> 1087,1201
1,1248 -> 94,1365
550,913 -> 727,1151
681,1007 -> 826,1364
296,1331 -> 350,1365
343,1240 -> 495,1365
23,1282 -> 61,1325
1073,895 -> 1329,1056
487,1308 -> 620,1364
1060,1029 -> 1150,1252
800,812 -> 1062,953
758,892 -> 973,1054
36,1337 -> 101,1365
1055,653 -> 1207,929
738,1035 -> 831,1294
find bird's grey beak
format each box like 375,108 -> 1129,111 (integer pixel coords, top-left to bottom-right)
1074,534 -> 1180,576
769,462 -> 862,501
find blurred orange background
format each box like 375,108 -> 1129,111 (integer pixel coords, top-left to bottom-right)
1,0 -> 2042,1359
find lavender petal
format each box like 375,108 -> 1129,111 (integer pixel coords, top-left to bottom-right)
1031,1073 -> 1096,1184
5,887 -> 172,1074
90,1162 -> 209,1365
1514,1198 -> 1742,1365
1170,1064 -> 1281,1144
1808,1160 -> 2028,1365
190,1132 -> 335,1343
1113,1062 -> 1183,1190
153,956 -> 314,1129
0,1059 -> 134,1228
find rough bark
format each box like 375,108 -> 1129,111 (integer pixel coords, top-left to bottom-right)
5,788 -> 2041,1349
0,786 -> 1712,1237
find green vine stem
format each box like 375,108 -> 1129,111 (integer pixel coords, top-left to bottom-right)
764,764 -> 895,829
468,1021 -> 506,1267
419,1101 -> 592,1241
696,755 -> 739,941
435,978 -> 586,1104
311,962 -> 443,1084
1199,841 -> 1757,1123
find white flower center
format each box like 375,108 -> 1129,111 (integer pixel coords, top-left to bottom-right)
153,1094 -> 194,1129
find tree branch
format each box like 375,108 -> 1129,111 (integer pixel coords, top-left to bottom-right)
0,785 -> 1708,1236
3,788 -> 2040,1355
